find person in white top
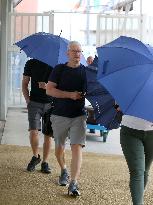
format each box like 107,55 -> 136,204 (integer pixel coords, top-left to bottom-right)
120,115 -> 153,205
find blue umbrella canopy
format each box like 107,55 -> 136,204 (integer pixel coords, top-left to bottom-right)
97,36 -> 153,122
15,32 -> 87,67
85,56 -> 122,130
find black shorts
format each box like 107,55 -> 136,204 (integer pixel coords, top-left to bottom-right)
42,108 -> 53,136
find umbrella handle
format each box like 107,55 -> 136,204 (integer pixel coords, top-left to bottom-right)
103,60 -> 109,74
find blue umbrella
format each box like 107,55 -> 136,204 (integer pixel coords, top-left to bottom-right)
97,36 -> 153,122
15,32 -> 87,67
85,56 -> 122,130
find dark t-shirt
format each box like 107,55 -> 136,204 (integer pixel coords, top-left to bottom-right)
48,63 -> 87,118
23,59 -> 53,103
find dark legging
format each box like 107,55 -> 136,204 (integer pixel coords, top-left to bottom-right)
120,126 -> 153,205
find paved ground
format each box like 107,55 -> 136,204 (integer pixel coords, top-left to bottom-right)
1,107 -> 123,155
2,108 -> 153,205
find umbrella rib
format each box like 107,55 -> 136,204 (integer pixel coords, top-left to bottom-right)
104,46 -> 153,61
102,62 -> 153,77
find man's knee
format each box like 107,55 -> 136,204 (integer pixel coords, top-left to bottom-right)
30,129 -> 39,137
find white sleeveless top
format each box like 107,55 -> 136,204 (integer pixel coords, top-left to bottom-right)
121,115 -> 153,131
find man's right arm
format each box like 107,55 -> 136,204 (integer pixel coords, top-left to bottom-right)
22,75 -> 30,104
46,81 -> 82,100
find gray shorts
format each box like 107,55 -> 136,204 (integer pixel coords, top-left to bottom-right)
27,101 -> 53,135
50,115 -> 86,147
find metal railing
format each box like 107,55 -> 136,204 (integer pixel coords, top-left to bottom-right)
8,12 -> 54,49
97,13 -> 141,46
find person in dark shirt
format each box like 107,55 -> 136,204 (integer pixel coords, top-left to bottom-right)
22,58 -> 53,174
46,41 -> 87,196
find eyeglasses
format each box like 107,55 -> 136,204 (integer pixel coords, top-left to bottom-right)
69,50 -> 83,54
